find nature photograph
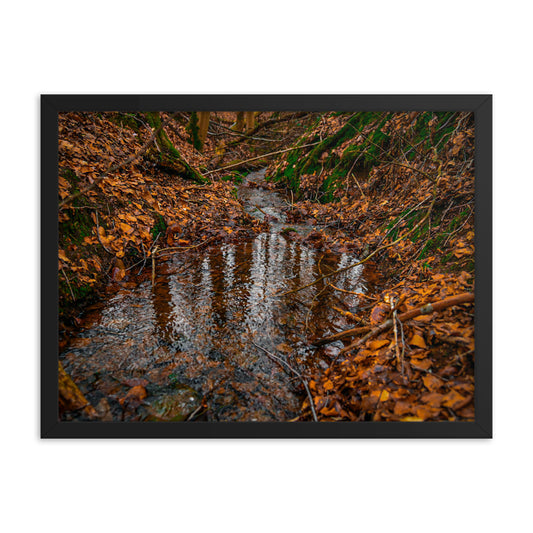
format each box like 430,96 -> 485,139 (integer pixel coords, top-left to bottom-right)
56,108 -> 476,424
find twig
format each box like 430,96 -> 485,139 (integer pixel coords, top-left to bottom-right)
326,282 -> 376,299
391,297 -> 402,373
312,326 -> 372,347
156,236 -> 215,256
377,195 -> 432,248
60,264 -> 76,301
397,315 -> 406,375
252,342 -> 318,422
225,112 -> 310,146
137,240 -> 147,275
377,160 -> 435,182
209,121 -> 282,142
252,204 -> 270,218
126,232 -> 160,272
339,292 -> 474,355
186,404 -> 205,421
151,245 -> 159,287
350,171 -> 366,197
304,285 -> 329,333
203,142 -> 321,175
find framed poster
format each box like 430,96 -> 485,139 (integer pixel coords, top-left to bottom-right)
42,95 -> 491,438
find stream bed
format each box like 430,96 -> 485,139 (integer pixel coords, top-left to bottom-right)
60,169 -> 369,422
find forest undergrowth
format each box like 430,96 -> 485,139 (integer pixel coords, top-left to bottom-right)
57,110 -> 475,422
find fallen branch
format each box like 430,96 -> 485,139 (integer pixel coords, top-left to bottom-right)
338,292 -> 474,355
225,112 -> 310,147
203,142 -> 321,175
252,204 -> 270,218
252,342 -> 318,422
156,236 -> 216,255
326,282 -> 376,299
313,326 -> 372,347
209,120 -> 283,142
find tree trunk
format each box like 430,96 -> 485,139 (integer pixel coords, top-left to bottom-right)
232,112 -> 245,132
197,112 -> 210,148
145,112 -> 207,183
245,111 -> 255,132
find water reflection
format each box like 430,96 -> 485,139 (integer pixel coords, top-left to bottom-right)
61,170 -> 367,421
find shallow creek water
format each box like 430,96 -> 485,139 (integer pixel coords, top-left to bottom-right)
61,169 -> 368,422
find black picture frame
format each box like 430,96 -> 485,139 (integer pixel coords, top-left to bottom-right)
42,94 -> 492,438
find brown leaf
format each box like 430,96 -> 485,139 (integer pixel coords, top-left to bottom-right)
422,374 -> 443,392
119,385 -> 147,406
442,390 -> 468,409
420,392 -> 444,407
393,401 -> 411,416
370,304 -> 389,325
410,358 -> 432,371
276,343 -> 292,354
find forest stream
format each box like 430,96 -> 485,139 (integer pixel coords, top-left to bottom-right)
60,169 -> 369,422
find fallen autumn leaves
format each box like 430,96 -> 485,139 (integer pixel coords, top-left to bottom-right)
58,110 -> 476,423
304,272 -> 475,421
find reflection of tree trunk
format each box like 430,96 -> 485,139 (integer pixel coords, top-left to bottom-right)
311,253 -> 343,330
234,241 -> 253,301
209,247 -> 227,327
152,275 -> 174,342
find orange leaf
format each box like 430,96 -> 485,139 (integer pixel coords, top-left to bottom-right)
414,405 -> 440,420
119,222 -> 134,234
369,339 -> 389,350
409,334 -> 427,348
58,249 -> 70,262
371,389 -> 390,401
